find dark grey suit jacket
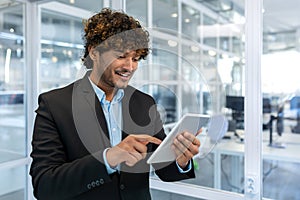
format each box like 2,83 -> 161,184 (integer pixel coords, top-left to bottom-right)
30,73 -> 195,200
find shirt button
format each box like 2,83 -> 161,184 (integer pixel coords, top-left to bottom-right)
112,128 -> 116,131
120,184 -> 125,190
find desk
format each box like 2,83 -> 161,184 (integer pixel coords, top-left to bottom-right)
212,132 -> 300,190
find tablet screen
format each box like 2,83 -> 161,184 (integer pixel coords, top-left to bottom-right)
147,113 -> 210,164
147,113 -> 228,164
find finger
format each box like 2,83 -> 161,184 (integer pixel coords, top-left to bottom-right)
122,136 -> 148,159
180,132 -> 201,146
134,135 -> 162,145
172,144 -> 184,157
132,141 -> 148,158
125,153 -> 140,166
176,134 -> 200,155
179,132 -> 194,144
128,151 -> 143,161
176,133 -> 193,149
172,144 -> 193,164
173,136 -> 189,154
196,128 -> 203,136
192,137 -> 201,146
124,146 -> 144,164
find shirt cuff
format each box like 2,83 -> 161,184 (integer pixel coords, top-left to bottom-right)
103,148 -> 117,174
176,160 -> 192,173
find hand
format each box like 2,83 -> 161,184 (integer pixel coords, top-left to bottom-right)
171,130 -> 201,168
106,134 -> 161,167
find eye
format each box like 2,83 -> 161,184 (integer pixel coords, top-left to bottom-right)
132,57 -> 140,62
117,55 -> 126,59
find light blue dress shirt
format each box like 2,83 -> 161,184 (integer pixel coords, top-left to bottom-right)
89,78 -> 191,174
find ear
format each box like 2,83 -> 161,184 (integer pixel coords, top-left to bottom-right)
89,46 -> 98,61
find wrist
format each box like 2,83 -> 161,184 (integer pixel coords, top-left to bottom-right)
176,159 -> 189,169
106,148 -> 119,168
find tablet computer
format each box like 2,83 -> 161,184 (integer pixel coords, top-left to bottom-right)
147,113 -> 210,164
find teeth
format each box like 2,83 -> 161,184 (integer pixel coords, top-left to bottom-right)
116,71 -> 130,77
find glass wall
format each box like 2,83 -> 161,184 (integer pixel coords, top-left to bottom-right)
262,0 -> 300,199
126,0 -> 246,198
0,2 -> 25,163
0,2 -> 26,199
40,9 -> 84,92
0,166 -> 26,199
4,0 -> 300,199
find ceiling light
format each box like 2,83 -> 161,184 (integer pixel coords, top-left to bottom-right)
220,2 -> 231,11
221,54 -> 229,59
52,56 -> 58,63
5,48 -> 11,83
167,40 -> 177,47
185,18 -> 191,23
208,50 -> 216,57
171,13 -> 178,18
233,56 -> 241,62
190,45 -> 199,52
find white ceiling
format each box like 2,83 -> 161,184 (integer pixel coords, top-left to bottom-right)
2,0 -> 299,53
231,0 -> 300,34
263,0 -> 300,33
17,0 -> 300,35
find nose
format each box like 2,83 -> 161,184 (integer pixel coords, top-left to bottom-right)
123,57 -> 135,71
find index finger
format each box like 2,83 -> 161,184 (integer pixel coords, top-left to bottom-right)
133,134 -> 162,145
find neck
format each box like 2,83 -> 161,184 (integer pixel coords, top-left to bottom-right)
89,73 -> 117,102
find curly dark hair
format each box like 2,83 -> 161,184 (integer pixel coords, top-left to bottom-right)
82,8 -> 150,69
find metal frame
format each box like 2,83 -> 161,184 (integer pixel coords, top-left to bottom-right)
25,1 -> 40,199
244,0 -> 263,199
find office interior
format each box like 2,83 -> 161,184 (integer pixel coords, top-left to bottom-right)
0,0 -> 300,199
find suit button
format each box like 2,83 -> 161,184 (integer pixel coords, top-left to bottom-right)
120,184 -> 125,190
95,180 -> 100,186
91,181 -> 96,187
99,178 -> 104,184
87,184 -> 92,189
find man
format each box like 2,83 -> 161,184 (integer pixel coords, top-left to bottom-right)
30,8 -> 200,200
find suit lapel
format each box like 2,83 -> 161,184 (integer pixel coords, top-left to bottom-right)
72,73 -> 111,153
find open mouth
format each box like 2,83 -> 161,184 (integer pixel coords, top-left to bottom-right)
115,70 -> 131,78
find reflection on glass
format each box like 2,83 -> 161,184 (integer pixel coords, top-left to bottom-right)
56,0 -> 103,11
220,37 -> 229,51
153,0 -> 178,31
126,0 -> 147,27
262,0 -> 300,199
0,166 -> 26,199
152,37 -> 178,81
40,9 -> 84,92
140,84 -> 177,124
182,4 -> 201,42
0,3 -> 25,163
202,14 -> 217,48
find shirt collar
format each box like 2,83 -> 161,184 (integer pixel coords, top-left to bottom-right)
88,77 -> 124,104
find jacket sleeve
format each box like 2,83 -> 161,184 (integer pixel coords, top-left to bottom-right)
30,94 -> 112,200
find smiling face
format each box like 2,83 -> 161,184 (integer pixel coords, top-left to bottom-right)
89,48 -> 140,98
